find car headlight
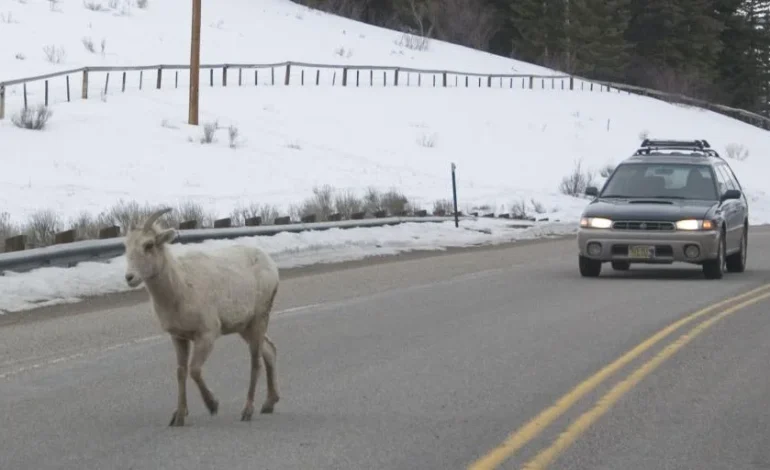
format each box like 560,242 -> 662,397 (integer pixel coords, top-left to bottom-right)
580,217 -> 612,229
675,219 -> 716,231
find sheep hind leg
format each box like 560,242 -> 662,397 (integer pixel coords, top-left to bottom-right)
260,334 -> 279,414
189,333 -> 219,416
169,336 -> 190,427
239,323 -> 266,421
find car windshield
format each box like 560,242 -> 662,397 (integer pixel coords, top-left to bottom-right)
601,162 -> 718,200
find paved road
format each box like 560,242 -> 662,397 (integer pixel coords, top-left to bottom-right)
2,227 -> 770,470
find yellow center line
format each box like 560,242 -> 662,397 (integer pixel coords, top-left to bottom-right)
467,283 -> 770,470
522,288 -> 770,469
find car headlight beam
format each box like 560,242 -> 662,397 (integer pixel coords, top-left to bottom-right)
675,219 -> 716,231
580,217 -> 612,229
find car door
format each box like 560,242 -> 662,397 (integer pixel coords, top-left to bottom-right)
713,164 -> 741,252
721,162 -> 748,240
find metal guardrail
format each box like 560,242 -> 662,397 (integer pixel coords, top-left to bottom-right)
0,216 -> 462,274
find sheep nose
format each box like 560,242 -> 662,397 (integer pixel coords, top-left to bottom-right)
125,273 -> 135,283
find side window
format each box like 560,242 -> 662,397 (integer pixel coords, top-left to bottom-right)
722,164 -> 743,190
711,165 -> 729,194
715,165 -> 735,191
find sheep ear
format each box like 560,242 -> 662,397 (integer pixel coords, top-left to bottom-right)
155,228 -> 177,245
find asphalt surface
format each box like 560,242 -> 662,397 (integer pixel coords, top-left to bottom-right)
2,227 -> 770,470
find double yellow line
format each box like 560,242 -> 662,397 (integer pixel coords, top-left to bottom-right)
468,282 -> 770,470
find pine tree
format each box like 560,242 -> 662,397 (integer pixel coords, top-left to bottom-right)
509,0 -> 569,69
568,0 -> 631,80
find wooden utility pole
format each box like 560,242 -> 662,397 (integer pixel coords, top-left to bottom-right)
188,0 -> 201,125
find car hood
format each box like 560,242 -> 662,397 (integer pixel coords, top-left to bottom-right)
582,198 -> 716,221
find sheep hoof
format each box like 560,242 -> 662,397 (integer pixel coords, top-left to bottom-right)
260,403 -> 274,414
205,398 -> 219,416
169,410 -> 186,427
241,405 -> 254,421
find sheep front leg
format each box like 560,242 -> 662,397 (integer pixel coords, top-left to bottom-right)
189,333 -> 219,416
239,323 -> 266,421
260,334 -> 279,414
169,336 -> 190,427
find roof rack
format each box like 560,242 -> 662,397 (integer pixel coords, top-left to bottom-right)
634,139 -> 722,159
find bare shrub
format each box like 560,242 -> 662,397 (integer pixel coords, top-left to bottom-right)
380,189 -> 410,215
510,199 -> 528,219
100,38 -> 107,55
105,199 -> 165,232
395,32 -> 430,51
107,0 -> 118,8
286,141 -> 302,150
136,0 -> 148,8
0,12 -> 18,23
48,0 -> 60,11
82,36 -> 96,53
433,199 -> 454,215
230,203 -> 280,226
42,45 -> 66,63
15,53 -> 25,60
228,125 -> 239,149
362,187 -> 383,214
638,129 -> 650,141
295,185 -> 336,221
334,190 -> 363,219
200,120 -> 218,144
416,132 -> 436,148
83,0 -> 106,10
334,46 -> 352,58
0,212 -> 20,252
12,105 -> 52,130
559,159 -> 595,197
70,211 -> 111,240
24,209 -> 63,248
424,0 -> 501,50
725,143 -> 749,161
599,163 -> 615,178
530,198 -> 546,214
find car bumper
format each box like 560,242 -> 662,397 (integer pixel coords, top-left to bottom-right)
577,228 -> 720,263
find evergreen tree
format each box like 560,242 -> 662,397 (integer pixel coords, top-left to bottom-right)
509,0 -> 569,69
568,0 -> 632,80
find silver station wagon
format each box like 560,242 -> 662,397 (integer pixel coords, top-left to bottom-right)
577,139 -> 749,279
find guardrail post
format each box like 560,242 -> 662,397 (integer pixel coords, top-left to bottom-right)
301,214 -> 316,223
4,235 -> 26,252
351,211 -> 365,220
245,216 -> 262,226
98,226 -> 120,239
179,220 -> 197,230
54,229 -> 76,245
213,217 -> 231,228
0,84 -> 5,120
82,69 -> 89,99
275,216 -> 291,225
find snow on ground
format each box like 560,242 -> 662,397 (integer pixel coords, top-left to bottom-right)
2,85 -> 770,225
0,218 -> 575,313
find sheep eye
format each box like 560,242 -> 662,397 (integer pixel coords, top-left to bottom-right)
143,242 -> 154,251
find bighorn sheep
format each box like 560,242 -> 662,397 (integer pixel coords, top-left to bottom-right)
123,207 -> 280,426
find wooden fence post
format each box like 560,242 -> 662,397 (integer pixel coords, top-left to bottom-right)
0,84 -> 4,120
156,66 -> 163,89
342,68 -> 348,86
66,75 -> 71,101
23,83 -> 27,109
394,69 -> 399,86
284,63 -> 291,85
121,71 -> 126,92
44,80 -> 49,106
222,65 -> 227,86
443,72 -> 447,87
82,69 -> 89,99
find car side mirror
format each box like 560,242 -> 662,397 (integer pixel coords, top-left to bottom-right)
721,189 -> 741,202
585,186 -> 598,197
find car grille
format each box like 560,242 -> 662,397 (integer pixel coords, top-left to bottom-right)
611,220 -> 675,231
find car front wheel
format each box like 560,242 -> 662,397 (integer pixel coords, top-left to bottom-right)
579,255 -> 602,277
726,225 -> 747,273
703,232 -> 726,280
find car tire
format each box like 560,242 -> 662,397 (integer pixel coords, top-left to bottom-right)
579,255 -> 602,277
726,225 -> 747,273
611,261 -> 630,271
702,231 -> 726,280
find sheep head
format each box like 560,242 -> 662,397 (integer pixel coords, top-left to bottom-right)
123,207 -> 177,288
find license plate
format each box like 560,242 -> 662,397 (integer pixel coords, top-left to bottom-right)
628,245 -> 655,259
